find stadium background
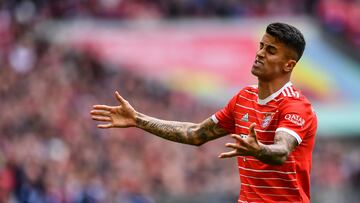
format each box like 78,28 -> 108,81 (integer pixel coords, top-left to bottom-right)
0,0 -> 360,202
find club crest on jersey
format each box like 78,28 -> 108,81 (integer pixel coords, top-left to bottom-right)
261,113 -> 274,128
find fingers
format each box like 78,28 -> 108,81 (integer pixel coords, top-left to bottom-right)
92,116 -> 111,122
218,150 -> 238,158
93,105 -> 113,111
225,143 -> 239,149
231,134 -> 244,141
90,109 -> 111,117
249,123 -> 257,137
219,139 -> 244,159
91,109 -> 113,129
91,109 -> 111,122
230,134 -> 247,146
115,91 -> 126,104
224,142 -> 246,153
97,123 -> 113,129
220,126 -> 258,159
218,134 -> 248,159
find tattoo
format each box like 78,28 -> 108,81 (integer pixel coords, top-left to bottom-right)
136,114 -> 228,146
256,131 -> 298,165
196,119 -> 228,142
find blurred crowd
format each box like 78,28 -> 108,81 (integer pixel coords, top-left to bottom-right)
0,4 -> 237,200
317,0 -> 360,52
0,0 -> 314,20
1,0 -> 358,54
0,30 -> 236,202
0,0 -> 360,203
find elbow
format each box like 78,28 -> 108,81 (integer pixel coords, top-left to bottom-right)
275,157 -> 287,165
262,151 -> 289,166
193,140 -> 207,147
187,125 -> 208,147
274,152 -> 290,165
257,144 -> 292,165
188,136 -> 207,146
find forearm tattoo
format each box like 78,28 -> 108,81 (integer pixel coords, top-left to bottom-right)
136,114 -> 228,146
256,131 -> 298,165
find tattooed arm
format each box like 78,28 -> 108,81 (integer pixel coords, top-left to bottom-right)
91,91 -> 228,146
255,131 -> 298,165
219,123 -> 298,165
135,114 -> 228,146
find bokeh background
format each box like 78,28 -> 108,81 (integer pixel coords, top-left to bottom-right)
1,0 -> 360,203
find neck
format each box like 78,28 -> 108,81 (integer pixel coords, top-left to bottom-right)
257,78 -> 290,100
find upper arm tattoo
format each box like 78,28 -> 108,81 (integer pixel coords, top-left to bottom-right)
191,118 -> 229,145
274,131 -> 298,154
256,131 -> 299,165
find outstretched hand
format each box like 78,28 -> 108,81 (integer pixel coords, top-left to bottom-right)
90,91 -> 137,128
219,123 -> 262,158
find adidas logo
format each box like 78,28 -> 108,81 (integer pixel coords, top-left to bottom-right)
241,113 -> 249,122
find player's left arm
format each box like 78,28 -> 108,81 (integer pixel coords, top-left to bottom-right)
219,123 -> 298,165
255,130 -> 298,165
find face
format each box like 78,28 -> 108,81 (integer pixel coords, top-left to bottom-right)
251,33 -> 296,82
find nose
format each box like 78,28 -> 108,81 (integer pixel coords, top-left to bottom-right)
256,48 -> 265,58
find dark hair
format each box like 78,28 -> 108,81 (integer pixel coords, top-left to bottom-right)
266,22 -> 306,61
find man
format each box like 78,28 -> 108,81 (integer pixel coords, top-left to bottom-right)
91,22 -> 317,203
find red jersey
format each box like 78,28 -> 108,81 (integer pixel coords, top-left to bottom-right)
212,82 -> 317,203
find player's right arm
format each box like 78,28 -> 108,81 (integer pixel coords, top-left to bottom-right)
90,91 -> 228,146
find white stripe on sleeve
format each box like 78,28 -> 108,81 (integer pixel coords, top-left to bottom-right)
276,127 -> 302,144
211,114 -> 219,124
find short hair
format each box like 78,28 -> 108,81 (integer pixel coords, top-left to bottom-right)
266,22 -> 306,61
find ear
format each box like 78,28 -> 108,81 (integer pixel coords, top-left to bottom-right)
284,59 -> 296,73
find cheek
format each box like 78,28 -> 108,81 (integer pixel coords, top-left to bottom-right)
266,58 -> 284,72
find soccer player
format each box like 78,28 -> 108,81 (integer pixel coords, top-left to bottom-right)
90,22 -> 317,203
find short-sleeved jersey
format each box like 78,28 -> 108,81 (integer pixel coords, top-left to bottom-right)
212,82 -> 317,203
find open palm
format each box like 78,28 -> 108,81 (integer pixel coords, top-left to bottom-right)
219,123 -> 261,158
90,91 -> 137,128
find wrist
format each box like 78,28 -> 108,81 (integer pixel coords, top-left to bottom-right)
254,143 -> 266,159
134,111 -> 145,128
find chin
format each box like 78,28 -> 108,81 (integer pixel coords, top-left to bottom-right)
251,66 -> 259,76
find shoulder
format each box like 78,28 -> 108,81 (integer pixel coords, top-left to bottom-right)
225,85 -> 258,107
242,84 -> 258,92
279,86 -> 315,115
238,84 -> 258,97
280,85 -> 311,104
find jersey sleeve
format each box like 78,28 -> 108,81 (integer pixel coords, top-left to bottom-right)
211,93 -> 238,134
276,99 -> 316,144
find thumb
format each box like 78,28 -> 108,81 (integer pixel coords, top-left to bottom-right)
115,91 -> 126,104
249,123 -> 257,137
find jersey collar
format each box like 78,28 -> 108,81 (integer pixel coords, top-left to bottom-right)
257,81 -> 292,105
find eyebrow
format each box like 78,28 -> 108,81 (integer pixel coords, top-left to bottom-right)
260,42 -> 278,51
267,45 -> 277,51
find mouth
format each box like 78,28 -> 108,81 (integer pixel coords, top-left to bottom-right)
253,59 -> 264,67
